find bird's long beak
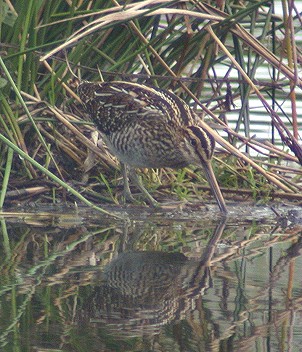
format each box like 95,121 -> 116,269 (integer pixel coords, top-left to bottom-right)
203,161 -> 227,214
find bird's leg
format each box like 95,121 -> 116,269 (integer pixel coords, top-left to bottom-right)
128,167 -> 159,207
121,163 -> 136,203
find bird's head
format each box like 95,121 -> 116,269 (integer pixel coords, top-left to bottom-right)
182,125 -> 227,214
182,125 -> 215,166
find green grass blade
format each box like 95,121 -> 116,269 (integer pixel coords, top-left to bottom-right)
0,132 -> 122,219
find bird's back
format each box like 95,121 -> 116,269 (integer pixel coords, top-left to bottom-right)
78,81 -> 197,134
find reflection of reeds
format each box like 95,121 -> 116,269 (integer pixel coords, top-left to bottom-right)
1,213 -> 302,350
0,1 -> 301,208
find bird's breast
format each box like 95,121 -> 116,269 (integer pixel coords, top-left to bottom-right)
103,126 -> 188,169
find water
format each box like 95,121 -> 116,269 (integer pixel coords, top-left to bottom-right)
0,204 -> 302,352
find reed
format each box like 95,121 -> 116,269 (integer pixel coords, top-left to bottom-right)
0,0 -> 301,207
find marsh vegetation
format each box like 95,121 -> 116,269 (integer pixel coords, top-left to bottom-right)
0,0 -> 301,213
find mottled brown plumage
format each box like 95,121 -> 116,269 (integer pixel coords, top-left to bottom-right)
78,81 -> 227,213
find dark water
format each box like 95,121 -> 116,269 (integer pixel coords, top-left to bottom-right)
0,204 -> 302,352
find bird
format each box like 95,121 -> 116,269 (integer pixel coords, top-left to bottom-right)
77,80 -> 227,213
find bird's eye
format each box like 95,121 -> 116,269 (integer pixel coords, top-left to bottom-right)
190,138 -> 197,147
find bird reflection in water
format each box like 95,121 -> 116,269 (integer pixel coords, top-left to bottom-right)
82,220 -> 227,338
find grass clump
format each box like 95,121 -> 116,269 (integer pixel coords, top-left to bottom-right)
0,0 -> 301,209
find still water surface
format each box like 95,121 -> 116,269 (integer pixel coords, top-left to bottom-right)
0,205 -> 302,352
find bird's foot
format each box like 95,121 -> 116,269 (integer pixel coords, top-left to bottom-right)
155,199 -> 188,211
122,188 -> 136,204
122,187 -> 159,207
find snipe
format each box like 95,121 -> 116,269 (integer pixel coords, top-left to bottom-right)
78,81 -> 227,213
